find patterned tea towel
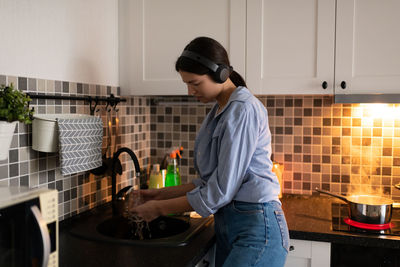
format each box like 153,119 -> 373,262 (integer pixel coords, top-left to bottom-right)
57,116 -> 103,175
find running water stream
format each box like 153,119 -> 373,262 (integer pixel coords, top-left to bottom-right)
124,181 -> 151,240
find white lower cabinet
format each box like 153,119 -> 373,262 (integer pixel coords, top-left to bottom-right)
195,243 -> 216,267
285,239 -> 331,267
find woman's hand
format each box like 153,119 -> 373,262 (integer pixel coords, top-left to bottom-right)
131,196 -> 194,222
133,183 -> 196,203
131,200 -> 161,222
131,188 -> 161,203
140,188 -> 161,201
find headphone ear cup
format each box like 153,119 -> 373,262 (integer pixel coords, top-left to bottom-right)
214,65 -> 231,83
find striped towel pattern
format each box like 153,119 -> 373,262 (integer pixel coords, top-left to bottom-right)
57,117 -> 103,175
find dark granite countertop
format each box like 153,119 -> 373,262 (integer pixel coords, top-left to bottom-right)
59,203 -> 215,267
282,194 -> 400,249
59,194 -> 400,266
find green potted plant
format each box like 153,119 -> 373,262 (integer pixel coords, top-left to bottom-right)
0,83 -> 34,160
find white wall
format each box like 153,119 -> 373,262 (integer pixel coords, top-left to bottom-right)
0,0 -> 119,86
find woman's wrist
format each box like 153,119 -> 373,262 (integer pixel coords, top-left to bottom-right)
157,183 -> 196,200
154,199 -> 173,216
157,200 -> 169,216
156,196 -> 194,216
155,187 -> 171,200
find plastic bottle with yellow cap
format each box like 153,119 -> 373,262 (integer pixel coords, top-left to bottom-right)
149,164 -> 165,189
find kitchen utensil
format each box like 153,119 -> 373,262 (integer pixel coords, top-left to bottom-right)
315,188 -> 393,224
112,104 -> 122,175
91,105 -> 113,175
113,104 -> 119,154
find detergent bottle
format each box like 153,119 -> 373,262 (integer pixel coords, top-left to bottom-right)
165,149 -> 181,187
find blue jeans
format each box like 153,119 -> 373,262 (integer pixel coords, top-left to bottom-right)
214,200 -> 289,267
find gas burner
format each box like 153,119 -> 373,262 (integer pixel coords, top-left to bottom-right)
343,218 -> 394,230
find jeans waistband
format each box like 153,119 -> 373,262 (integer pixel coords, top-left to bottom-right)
216,199 -> 281,214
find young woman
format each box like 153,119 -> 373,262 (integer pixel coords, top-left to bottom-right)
132,36 -> 289,267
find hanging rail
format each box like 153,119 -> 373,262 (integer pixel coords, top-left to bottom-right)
150,98 -> 213,106
26,93 -> 126,115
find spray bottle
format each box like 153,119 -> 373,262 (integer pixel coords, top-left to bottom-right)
165,148 -> 182,187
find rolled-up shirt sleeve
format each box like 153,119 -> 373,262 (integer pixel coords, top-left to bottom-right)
191,178 -> 205,187
187,105 -> 259,217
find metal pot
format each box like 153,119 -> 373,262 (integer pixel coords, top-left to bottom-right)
315,188 -> 393,224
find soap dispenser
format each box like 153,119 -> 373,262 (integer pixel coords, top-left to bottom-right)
148,164 -> 164,189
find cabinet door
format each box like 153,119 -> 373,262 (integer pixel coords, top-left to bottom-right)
246,0 -> 335,95
335,0 -> 400,95
119,0 -> 246,96
195,243 -> 215,267
285,239 -> 330,267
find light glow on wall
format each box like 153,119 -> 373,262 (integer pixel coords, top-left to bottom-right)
360,104 -> 400,119
357,104 -> 400,127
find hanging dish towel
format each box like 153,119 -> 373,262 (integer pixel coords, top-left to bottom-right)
57,116 -> 103,175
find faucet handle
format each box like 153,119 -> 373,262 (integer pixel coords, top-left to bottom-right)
114,185 -> 133,217
116,186 -> 133,200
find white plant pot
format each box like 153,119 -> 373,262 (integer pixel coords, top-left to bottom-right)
0,121 -> 17,161
32,114 -> 93,153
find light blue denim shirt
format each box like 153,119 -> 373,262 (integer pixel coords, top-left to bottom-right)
186,86 -> 281,217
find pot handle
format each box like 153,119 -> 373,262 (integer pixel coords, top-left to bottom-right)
315,188 -> 348,203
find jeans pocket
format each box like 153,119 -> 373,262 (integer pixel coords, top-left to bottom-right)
232,201 -> 264,214
274,210 -> 290,252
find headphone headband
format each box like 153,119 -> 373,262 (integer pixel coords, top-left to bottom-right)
179,50 -> 232,83
180,50 -> 219,72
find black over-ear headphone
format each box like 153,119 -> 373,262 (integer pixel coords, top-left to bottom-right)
180,50 -> 233,84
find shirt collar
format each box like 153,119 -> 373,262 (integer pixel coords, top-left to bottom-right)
214,86 -> 251,117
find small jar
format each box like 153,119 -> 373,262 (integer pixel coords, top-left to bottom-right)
272,162 -> 284,198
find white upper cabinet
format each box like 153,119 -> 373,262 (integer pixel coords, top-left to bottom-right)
119,0 -> 400,96
246,0 -> 336,95
246,0 -> 400,96
335,0 -> 400,95
118,0 -> 246,96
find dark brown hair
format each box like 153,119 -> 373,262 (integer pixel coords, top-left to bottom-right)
175,37 -> 247,87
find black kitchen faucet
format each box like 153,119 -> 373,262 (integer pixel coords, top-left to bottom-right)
111,147 -> 141,216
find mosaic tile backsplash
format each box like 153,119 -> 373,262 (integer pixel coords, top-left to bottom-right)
0,74 -> 151,221
2,72 -> 400,221
149,96 -> 400,201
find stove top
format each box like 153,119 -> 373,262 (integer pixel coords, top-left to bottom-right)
331,203 -> 400,236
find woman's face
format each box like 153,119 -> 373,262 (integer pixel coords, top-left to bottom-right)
179,71 -> 222,103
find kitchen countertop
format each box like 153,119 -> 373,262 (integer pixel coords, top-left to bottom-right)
59,194 -> 400,266
59,203 -> 215,267
282,194 -> 400,249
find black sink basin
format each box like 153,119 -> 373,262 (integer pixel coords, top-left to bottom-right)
97,216 -> 190,240
69,203 -> 213,247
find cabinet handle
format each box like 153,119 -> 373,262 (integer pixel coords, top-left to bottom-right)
289,245 -> 295,251
340,81 -> 347,89
322,81 -> 328,89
